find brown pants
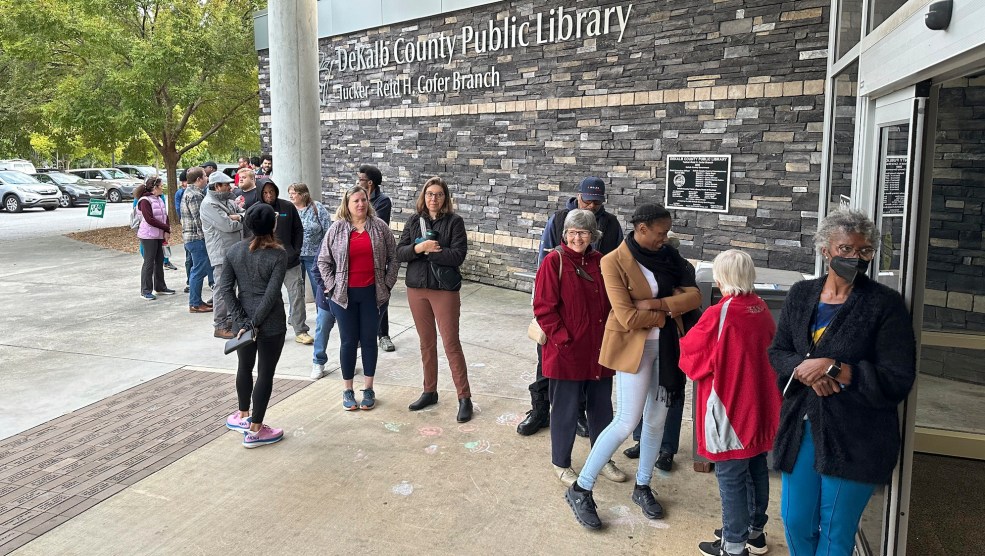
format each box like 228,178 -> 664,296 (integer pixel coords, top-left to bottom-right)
407,287 -> 471,399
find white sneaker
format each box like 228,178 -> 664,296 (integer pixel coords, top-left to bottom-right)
310,364 -> 324,380
601,460 -> 628,482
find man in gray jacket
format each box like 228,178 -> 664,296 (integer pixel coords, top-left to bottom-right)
201,172 -> 244,339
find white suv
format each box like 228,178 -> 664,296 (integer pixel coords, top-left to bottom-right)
0,170 -> 60,212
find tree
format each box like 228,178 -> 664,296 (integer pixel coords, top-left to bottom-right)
0,0 -> 264,221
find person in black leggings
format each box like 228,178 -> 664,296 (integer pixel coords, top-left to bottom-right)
221,203 -> 289,448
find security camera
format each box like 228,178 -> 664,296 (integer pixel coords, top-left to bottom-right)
925,0 -> 952,30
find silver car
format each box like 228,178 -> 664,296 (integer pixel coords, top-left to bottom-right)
0,170 -> 61,212
68,168 -> 142,203
33,172 -> 107,207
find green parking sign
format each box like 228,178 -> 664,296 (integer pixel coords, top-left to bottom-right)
87,199 -> 107,218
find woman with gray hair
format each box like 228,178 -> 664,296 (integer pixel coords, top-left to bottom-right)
533,209 -> 626,488
768,209 -> 916,556
679,249 -> 781,556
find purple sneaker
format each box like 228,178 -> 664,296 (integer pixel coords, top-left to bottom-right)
243,425 -> 284,448
225,411 -> 251,433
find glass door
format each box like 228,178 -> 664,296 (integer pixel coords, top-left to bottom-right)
852,83 -> 931,556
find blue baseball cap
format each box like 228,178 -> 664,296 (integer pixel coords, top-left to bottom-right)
579,177 -> 606,201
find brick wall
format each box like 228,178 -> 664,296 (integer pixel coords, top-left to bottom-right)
258,0 -> 830,290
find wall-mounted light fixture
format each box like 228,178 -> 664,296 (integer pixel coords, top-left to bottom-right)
925,0 -> 953,30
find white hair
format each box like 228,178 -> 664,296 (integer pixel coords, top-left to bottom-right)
713,249 -> 756,296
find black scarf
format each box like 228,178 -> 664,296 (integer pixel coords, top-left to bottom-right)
624,232 -> 688,403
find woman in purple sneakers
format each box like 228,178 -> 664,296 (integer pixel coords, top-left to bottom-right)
221,203 -> 289,448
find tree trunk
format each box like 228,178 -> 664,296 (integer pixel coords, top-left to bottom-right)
162,146 -> 181,226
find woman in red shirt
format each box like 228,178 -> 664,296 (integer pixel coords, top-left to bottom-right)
317,185 -> 398,411
533,209 -> 626,488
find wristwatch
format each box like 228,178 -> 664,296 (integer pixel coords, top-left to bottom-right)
825,361 -> 842,379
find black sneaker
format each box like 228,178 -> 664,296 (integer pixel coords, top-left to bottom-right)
631,484 -> 664,519
713,530 -> 768,555
516,408 -> 549,436
565,485 -> 602,530
623,441 -> 641,459
655,452 -> 674,471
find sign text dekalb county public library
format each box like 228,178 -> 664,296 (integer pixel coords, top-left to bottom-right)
321,3 -> 634,103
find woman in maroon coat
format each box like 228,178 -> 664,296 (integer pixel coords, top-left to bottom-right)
534,209 -> 626,487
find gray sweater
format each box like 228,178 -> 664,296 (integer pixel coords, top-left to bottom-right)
219,241 -> 288,338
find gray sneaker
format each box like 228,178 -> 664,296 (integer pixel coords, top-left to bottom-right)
360,388 -> 376,410
379,336 -> 395,352
342,389 -> 359,411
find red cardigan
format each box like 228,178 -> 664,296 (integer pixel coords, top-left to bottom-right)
679,293 -> 781,462
533,244 -> 615,382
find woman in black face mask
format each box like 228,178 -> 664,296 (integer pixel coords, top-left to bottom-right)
767,209 -> 916,556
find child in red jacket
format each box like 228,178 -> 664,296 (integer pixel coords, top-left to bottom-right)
680,250 -> 781,556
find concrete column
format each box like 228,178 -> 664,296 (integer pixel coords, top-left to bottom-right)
268,0 -> 322,200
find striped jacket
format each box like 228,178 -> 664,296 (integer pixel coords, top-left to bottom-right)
316,215 -> 398,309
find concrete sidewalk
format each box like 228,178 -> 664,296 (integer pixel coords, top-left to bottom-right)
1,235 -> 790,555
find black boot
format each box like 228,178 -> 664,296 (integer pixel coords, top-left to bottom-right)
623,442 -> 641,459
516,404 -> 550,436
456,398 -> 473,423
575,413 -> 589,438
408,391 -> 438,411
655,452 -> 674,472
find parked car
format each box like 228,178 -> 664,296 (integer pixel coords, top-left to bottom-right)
0,159 -> 38,174
0,170 -> 60,212
116,164 -> 160,181
32,172 -> 106,207
68,168 -> 141,203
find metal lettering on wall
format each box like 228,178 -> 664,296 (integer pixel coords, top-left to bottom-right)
665,155 -> 731,213
319,3 -> 635,103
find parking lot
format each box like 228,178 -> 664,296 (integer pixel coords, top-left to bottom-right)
0,201 -> 130,241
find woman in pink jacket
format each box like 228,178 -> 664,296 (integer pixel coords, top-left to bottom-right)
679,250 -> 781,556
135,178 -> 175,300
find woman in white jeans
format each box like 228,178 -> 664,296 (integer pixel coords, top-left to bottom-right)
565,203 -> 701,530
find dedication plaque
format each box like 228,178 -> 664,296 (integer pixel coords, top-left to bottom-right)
665,155 -> 731,213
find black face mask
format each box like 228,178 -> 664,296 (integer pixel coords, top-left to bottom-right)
829,256 -> 870,283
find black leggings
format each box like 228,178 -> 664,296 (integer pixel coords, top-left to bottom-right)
236,334 -> 285,425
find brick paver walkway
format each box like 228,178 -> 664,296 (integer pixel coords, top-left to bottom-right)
0,368 -> 309,554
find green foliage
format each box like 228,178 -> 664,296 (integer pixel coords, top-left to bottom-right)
0,0 -> 264,219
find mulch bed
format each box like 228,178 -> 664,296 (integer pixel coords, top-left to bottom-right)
67,224 -> 184,255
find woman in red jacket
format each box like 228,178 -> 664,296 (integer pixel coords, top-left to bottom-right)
679,249 -> 781,556
534,209 -> 626,488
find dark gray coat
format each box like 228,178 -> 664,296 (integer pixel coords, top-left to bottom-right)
219,241 -> 288,339
768,274 -> 916,484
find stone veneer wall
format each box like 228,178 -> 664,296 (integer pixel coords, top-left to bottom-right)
258,0 -> 830,290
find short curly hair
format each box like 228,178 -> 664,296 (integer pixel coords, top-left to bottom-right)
563,209 -> 603,244
814,209 -> 879,252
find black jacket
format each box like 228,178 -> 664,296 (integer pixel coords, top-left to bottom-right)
260,179 -> 303,268
396,212 -> 468,290
768,274 -> 916,484
219,240 -> 287,339
370,186 -> 392,225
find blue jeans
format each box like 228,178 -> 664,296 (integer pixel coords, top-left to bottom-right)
781,421 -> 876,556
313,305 -> 336,366
716,453 -> 770,554
632,393 -> 684,454
185,245 -> 214,287
185,239 -> 212,306
577,340 -> 669,490
329,286 -> 380,380
300,255 -> 319,298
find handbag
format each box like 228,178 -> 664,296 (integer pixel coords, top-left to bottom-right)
223,326 -> 256,355
527,247 -> 564,345
430,262 -> 462,291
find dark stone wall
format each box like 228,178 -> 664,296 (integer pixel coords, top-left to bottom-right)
923,82 -> 985,333
258,0 -> 830,290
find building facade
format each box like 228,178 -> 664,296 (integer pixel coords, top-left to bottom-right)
257,0 -> 830,290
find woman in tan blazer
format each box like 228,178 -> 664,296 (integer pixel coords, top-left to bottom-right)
565,203 -> 701,530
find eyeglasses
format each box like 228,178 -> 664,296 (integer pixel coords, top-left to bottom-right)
565,230 -> 591,239
425,192 -> 445,199
834,244 -> 876,260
